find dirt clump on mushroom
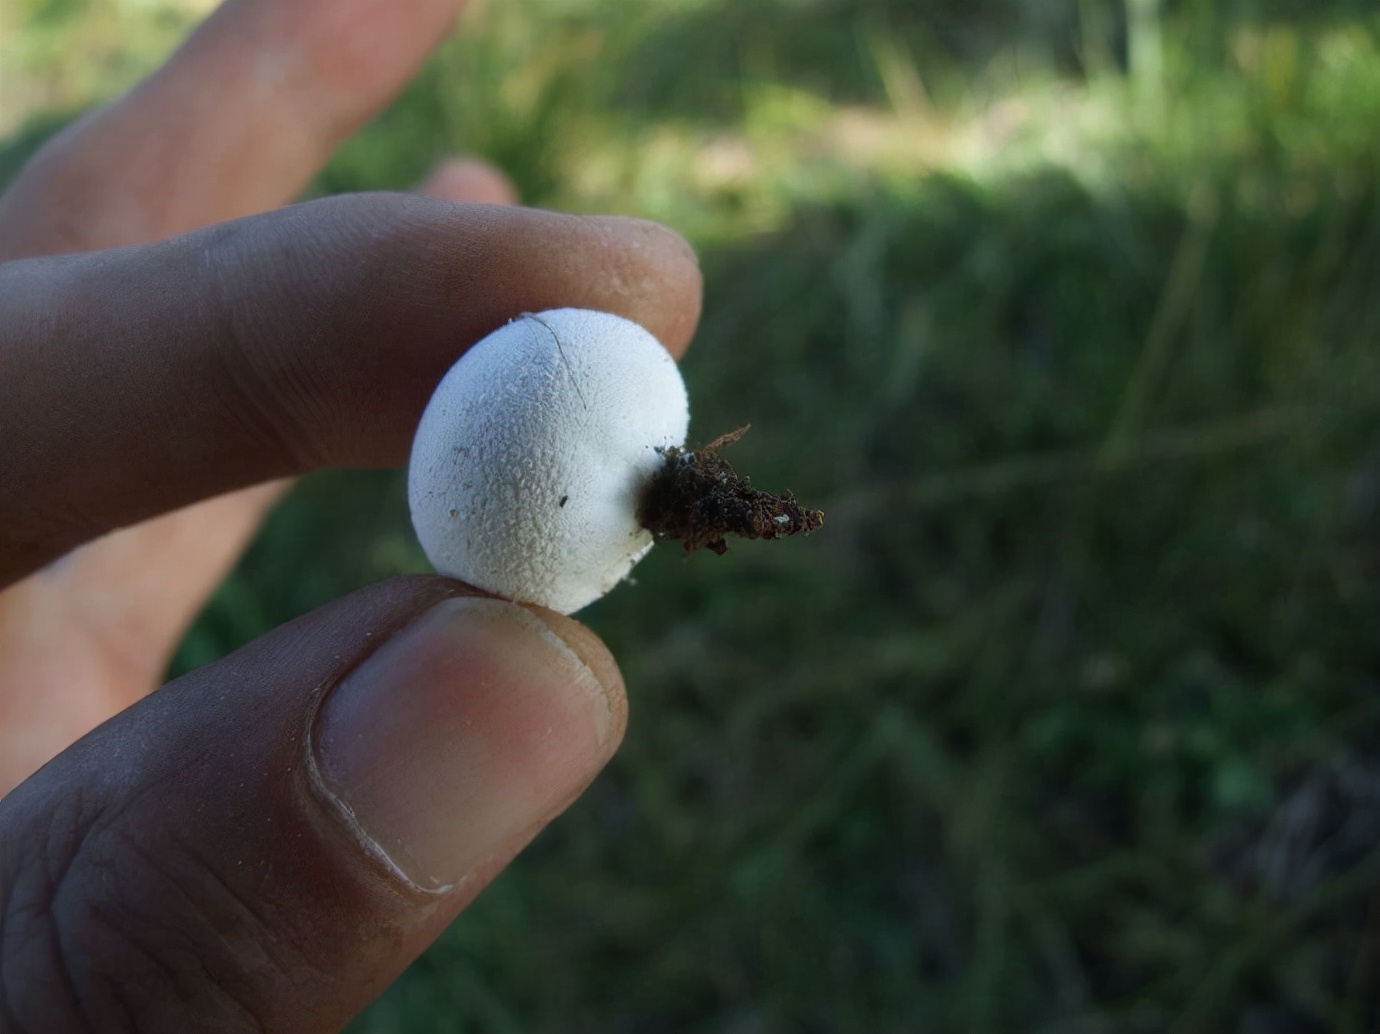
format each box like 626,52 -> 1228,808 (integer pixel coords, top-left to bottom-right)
637,426 -> 824,555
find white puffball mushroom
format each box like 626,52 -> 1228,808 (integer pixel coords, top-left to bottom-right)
408,308 -> 690,615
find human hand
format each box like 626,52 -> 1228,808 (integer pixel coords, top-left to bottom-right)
0,2 -> 701,1030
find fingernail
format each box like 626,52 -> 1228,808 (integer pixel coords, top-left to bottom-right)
313,595 -> 624,891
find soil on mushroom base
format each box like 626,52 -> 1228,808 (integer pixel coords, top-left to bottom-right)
637,427 -> 824,555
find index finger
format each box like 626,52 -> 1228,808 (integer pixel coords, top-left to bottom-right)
0,194 -> 702,587
0,0 -> 471,258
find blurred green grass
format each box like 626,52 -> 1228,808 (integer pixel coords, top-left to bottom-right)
6,1 -> 1380,1031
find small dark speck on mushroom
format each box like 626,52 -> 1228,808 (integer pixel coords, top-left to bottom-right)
560,495 -> 569,507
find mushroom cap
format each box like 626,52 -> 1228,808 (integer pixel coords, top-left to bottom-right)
408,308 -> 690,614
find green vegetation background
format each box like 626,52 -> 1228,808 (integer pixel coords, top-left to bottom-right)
4,1 -> 1380,1030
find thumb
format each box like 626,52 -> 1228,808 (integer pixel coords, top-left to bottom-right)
0,577 -> 625,1034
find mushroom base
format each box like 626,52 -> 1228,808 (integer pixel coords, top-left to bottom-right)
636,427 -> 824,556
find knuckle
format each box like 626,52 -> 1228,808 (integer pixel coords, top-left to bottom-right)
2,788 -> 123,1034
1,787 -> 285,1034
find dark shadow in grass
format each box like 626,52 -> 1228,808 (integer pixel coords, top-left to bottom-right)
609,0 -> 1380,125
608,0 -> 1086,123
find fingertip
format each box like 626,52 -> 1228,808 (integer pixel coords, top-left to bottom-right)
418,157 -> 519,206
313,594 -> 625,890
574,215 -> 703,358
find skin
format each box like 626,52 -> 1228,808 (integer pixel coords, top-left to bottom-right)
0,2 -> 701,1031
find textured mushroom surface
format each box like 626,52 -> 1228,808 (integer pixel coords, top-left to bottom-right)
408,308 -> 690,614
